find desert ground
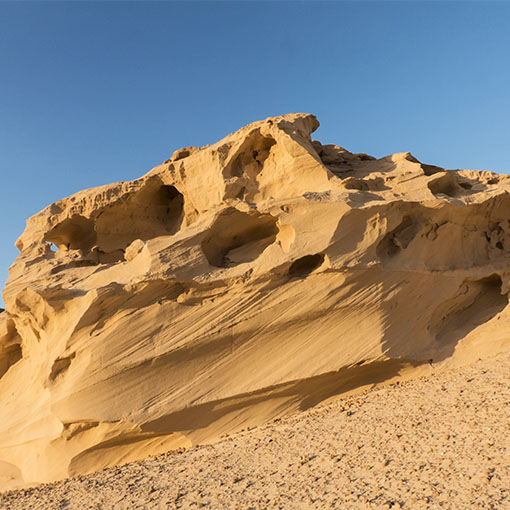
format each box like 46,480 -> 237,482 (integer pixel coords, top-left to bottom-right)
2,350 -> 508,509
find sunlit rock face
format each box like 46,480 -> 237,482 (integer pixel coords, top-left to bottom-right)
2,113 -> 510,489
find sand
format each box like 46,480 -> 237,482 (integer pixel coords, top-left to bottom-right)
2,350 -> 508,509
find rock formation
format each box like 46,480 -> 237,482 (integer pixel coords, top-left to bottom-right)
1,113 -> 510,489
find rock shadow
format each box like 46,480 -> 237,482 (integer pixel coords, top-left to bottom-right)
201,208 -> 278,267
43,179 -> 184,264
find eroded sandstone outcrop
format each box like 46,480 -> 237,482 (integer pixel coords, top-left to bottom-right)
1,113 -> 510,489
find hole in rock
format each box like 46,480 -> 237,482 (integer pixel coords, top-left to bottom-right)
342,177 -> 389,192
421,164 -> 444,176
43,181 -> 185,263
288,254 -> 325,278
49,353 -> 75,382
223,130 -> 276,180
202,208 -> 279,267
432,274 -> 508,351
43,215 -> 97,252
342,178 -> 369,191
94,183 -> 184,256
427,174 -> 462,198
376,216 -> 420,259
0,319 -> 23,379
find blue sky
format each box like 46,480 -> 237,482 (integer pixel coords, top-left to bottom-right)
1,1 -> 510,306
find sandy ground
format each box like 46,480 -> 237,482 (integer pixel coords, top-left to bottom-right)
1,351 -> 509,510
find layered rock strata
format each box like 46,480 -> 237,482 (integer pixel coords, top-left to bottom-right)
1,113 -> 510,488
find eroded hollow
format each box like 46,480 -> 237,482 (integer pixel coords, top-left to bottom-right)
0,318 -> 22,379
342,178 -> 369,191
428,174 -> 463,198
376,216 -> 421,259
342,177 -> 389,192
0,342 -> 22,379
431,274 -> 508,347
223,131 -> 276,179
43,181 -> 184,263
202,208 -> 279,267
44,215 -> 97,252
421,163 -> 444,176
49,353 -> 76,382
288,254 -> 325,277
222,130 -> 277,200
94,182 -> 184,255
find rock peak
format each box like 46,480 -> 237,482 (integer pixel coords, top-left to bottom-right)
1,115 -> 510,489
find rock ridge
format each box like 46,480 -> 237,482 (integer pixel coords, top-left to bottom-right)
1,113 -> 510,489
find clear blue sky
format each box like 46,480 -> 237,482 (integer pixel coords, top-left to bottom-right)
1,1 -> 510,306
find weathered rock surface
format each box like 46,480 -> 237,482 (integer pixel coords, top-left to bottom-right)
2,351 -> 509,509
1,113 -> 510,489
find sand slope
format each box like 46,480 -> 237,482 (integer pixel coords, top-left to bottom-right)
1,113 -> 510,488
1,351 -> 509,509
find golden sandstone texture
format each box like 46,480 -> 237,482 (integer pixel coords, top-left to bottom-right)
1,113 -> 510,489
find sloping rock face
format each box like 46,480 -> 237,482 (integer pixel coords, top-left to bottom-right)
2,113 -> 510,489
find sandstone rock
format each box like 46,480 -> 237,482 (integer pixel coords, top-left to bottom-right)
1,113 -> 510,489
